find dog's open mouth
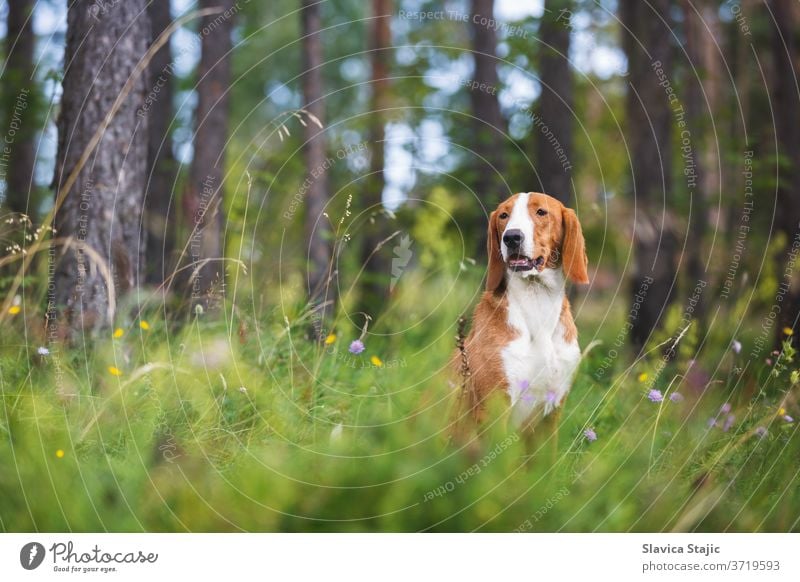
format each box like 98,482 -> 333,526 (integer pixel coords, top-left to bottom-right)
508,255 -> 546,272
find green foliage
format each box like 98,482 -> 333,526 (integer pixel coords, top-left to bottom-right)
408,186 -> 462,268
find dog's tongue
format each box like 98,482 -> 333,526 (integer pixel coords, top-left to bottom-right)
509,257 -> 529,267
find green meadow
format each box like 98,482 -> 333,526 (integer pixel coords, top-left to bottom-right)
2,268 -> 798,532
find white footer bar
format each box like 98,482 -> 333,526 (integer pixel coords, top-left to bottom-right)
1,533 -> 797,581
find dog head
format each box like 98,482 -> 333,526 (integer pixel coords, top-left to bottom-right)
486,192 -> 588,292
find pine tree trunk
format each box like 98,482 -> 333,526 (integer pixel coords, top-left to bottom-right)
2,0 -> 37,218
620,0 -> 678,350
770,0 -> 800,340
301,0 -> 334,338
183,0 -> 236,310
358,0 -> 392,319
144,0 -> 178,286
469,0 -> 507,255
52,0 -> 149,335
682,0 -> 721,328
536,0 -> 574,205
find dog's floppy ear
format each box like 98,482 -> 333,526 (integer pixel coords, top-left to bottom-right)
486,210 -> 505,292
561,207 -> 589,284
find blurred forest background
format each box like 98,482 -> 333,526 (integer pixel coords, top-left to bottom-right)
0,0 -> 799,532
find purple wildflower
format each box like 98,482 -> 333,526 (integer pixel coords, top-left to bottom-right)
766,358 -> 773,366
545,390 -> 558,406
722,414 -> 736,432
784,415 -> 795,423
348,339 -> 365,354
519,380 -> 534,403
583,428 -> 597,442
720,402 -> 732,414
731,340 -> 742,354
707,417 -> 718,428
648,389 -> 664,403
669,392 -> 684,403
755,426 -> 768,438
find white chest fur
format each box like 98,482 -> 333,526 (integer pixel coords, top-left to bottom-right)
501,268 -> 580,427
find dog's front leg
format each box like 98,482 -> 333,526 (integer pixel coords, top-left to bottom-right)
518,406 -> 561,467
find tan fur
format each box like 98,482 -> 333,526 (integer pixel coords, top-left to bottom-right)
560,296 -> 578,343
561,207 -> 590,284
460,290 -> 516,422
485,209 -> 505,293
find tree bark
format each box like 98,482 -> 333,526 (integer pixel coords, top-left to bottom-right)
183,0 -> 236,309
52,0 -> 149,335
144,0 -> 177,286
301,0 -> 333,339
620,0 -> 678,350
2,0 -> 37,218
682,0 -> 722,328
724,0 -> 754,246
469,0 -> 506,203
535,0 -> 574,205
770,0 -> 800,340
358,0 -> 392,319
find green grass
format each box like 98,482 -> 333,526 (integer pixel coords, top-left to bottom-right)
1,271 -> 799,532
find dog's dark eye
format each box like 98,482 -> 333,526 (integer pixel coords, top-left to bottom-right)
499,212 -> 509,220
536,208 -> 548,216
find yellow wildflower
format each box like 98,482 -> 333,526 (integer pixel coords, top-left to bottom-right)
113,328 -> 124,339
783,327 -> 794,336
55,449 -> 65,459
8,305 -> 21,315
370,355 -> 383,367
140,320 -> 150,330
638,372 -> 648,383
108,366 -> 122,377
324,333 -> 336,345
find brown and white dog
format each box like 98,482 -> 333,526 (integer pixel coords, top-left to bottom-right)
460,192 -> 589,433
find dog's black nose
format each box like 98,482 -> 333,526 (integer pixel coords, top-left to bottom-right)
503,229 -> 524,249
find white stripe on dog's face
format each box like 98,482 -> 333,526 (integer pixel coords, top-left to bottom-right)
501,192 -> 534,261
